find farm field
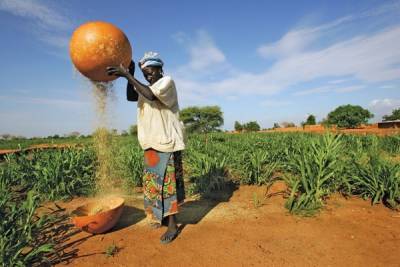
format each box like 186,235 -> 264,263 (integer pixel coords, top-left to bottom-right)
2,1 -> 400,267
52,187 -> 400,267
1,132 -> 400,266
0,136 -> 92,151
263,125 -> 400,136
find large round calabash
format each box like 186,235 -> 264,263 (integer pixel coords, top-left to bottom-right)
69,21 -> 132,82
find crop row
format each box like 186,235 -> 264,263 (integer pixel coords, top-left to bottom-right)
1,132 -> 399,265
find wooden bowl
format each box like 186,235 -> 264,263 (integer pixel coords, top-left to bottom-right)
71,196 -> 125,234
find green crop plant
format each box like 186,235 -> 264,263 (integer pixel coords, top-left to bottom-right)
118,145 -> 144,188
1,148 -> 96,201
349,153 -> 400,209
0,189 -> 54,266
1,131 -> 400,266
104,242 -> 119,258
379,135 -> 400,155
31,148 -> 96,200
284,134 -> 343,216
185,149 -> 227,195
241,150 -> 279,185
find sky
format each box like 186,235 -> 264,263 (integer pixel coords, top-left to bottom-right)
0,0 -> 399,137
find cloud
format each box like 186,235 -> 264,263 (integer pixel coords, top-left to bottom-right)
335,85 -> 364,93
379,84 -> 397,89
172,30 -> 235,85
188,31 -> 226,71
259,25 -> 400,92
369,98 -> 400,109
173,2 -> 400,104
294,85 -> 364,96
0,0 -> 71,30
369,98 -> 400,120
257,1 -> 400,59
257,28 -> 319,59
294,86 -> 332,96
172,30 -> 241,104
260,100 -> 292,108
0,0 -> 72,50
174,30 -> 226,71
256,13 -> 361,59
328,79 -> 348,84
39,35 -> 70,49
357,1 -> 400,18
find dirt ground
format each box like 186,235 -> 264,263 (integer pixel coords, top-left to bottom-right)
52,184 -> 400,267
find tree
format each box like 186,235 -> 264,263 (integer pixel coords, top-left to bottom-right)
234,121 -> 243,131
243,121 -> 260,132
281,122 -> 296,128
273,123 -> 280,129
129,124 -> 138,135
1,134 -> 12,140
305,114 -> 316,125
180,106 -> 224,133
327,104 -> 373,128
382,108 -> 400,121
68,131 -> 80,138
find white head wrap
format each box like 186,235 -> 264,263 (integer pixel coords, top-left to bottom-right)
139,51 -> 164,69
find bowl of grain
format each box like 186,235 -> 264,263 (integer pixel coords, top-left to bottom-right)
71,196 -> 125,234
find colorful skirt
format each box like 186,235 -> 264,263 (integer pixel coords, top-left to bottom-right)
143,149 -> 185,222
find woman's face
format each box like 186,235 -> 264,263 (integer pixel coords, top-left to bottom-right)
141,66 -> 163,85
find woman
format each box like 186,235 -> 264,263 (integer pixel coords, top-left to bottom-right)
107,52 -> 185,244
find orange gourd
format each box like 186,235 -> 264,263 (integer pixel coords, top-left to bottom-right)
69,21 -> 132,82
71,197 -> 125,234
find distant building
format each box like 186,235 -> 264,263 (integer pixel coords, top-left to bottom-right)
378,120 -> 400,128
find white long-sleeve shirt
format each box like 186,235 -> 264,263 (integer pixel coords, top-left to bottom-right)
137,76 -> 185,152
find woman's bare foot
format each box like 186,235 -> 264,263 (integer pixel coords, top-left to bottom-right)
160,215 -> 179,244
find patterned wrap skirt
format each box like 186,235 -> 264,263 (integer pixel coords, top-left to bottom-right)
143,149 -> 185,222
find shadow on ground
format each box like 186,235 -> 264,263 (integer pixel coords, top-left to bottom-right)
177,182 -> 238,225
36,204 -> 97,266
112,205 -> 146,232
43,181 -> 237,265
40,202 -> 146,266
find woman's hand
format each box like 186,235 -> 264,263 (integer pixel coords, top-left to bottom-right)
106,63 -> 130,78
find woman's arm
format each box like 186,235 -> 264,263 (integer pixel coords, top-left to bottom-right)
126,75 -> 157,101
107,63 -> 156,101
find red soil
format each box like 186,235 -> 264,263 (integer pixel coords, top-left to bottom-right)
52,185 -> 400,267
261,124 -> 400,136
